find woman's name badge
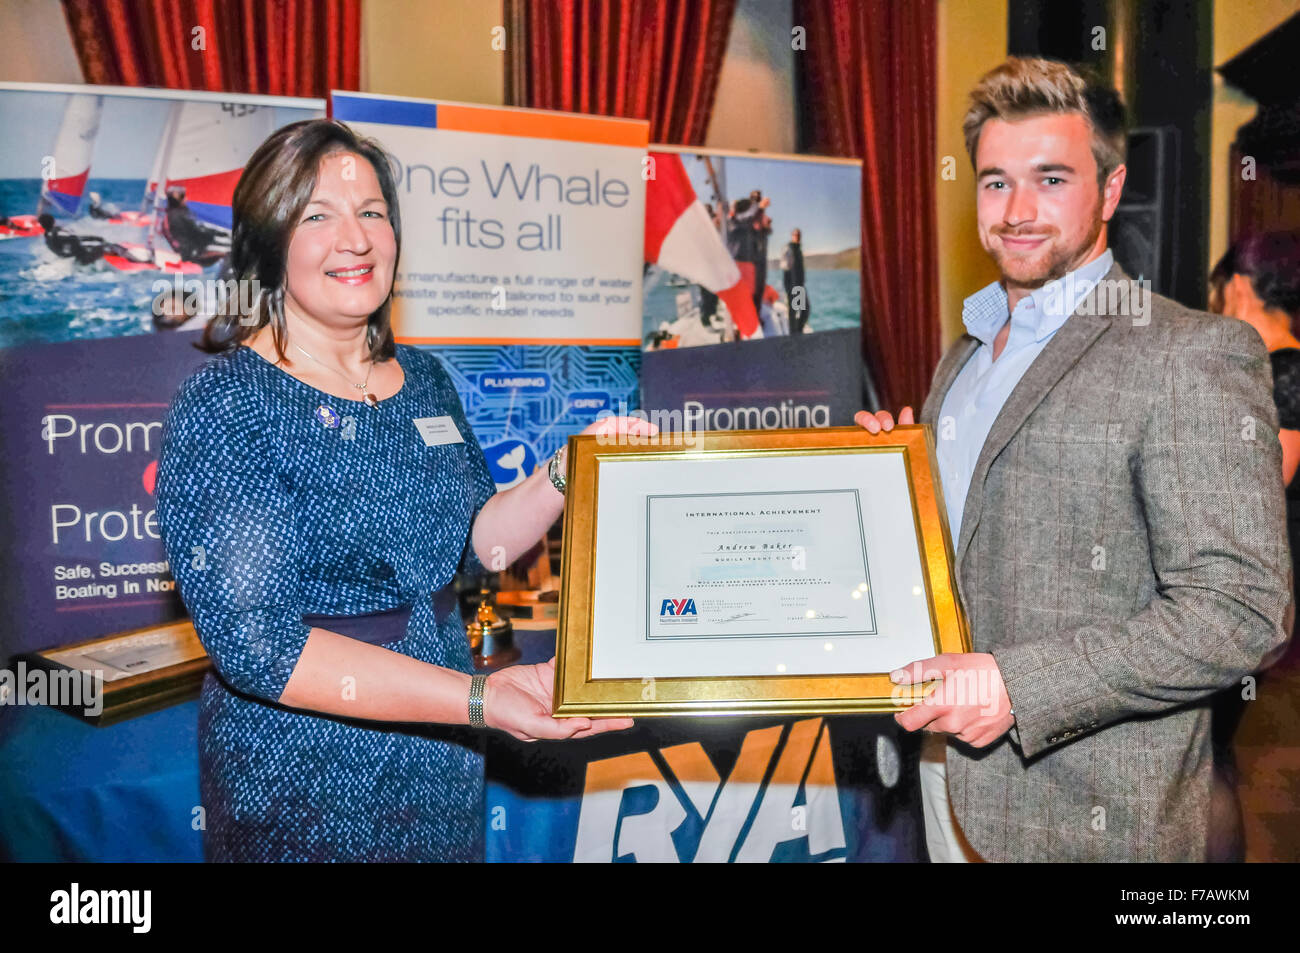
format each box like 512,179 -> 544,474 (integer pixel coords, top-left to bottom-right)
413,416 -> 464,447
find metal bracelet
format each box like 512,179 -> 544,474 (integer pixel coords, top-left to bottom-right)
468,673 -> 488,727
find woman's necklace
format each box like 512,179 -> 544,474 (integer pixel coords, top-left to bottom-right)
292,341 -> 380,407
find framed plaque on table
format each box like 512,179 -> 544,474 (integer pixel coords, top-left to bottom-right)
14,619 -> 209,725
553,425 -> 969,717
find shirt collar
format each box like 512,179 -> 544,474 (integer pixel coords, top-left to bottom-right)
961,249 -> 1114,347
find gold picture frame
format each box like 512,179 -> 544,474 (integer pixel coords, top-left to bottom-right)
553,424 -> 970,718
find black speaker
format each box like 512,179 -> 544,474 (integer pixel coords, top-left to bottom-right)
1109,126 -> 1179,296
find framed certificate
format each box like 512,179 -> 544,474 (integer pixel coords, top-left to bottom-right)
553,425 -> 969,717
15,620 -> 209,725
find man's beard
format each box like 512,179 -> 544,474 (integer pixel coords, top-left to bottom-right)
990,199 -> 1105,290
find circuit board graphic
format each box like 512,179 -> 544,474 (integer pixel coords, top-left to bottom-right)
422,344 -> 641,490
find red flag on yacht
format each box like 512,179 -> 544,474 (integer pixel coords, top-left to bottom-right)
644,152 -> 759,338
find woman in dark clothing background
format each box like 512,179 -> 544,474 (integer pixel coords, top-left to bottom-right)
1207,229 -> 1300,862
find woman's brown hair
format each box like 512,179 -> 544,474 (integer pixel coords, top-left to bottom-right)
199,118 -> 402,362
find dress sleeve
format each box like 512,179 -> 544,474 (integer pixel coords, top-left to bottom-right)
424,351 -> 498,576
155,369 -> 310,702
1271,349 -> 1300,431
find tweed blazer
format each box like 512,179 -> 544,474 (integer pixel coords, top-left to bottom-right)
918,261 -> 1293,862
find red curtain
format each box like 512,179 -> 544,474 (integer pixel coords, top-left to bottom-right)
509,0 -> 736,145
795,0 -> 940,412
59,0 -> 360,98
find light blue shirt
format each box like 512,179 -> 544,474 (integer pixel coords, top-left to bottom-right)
936,250 -> 1113,541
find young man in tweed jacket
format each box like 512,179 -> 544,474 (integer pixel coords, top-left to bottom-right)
858,57 -> 1293,862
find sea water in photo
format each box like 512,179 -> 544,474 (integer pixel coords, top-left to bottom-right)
0,178 -> 224,348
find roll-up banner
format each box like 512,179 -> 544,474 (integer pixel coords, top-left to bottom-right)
0,83 -> 324,659
638,146 -> 867,431
329,93 -> 649,487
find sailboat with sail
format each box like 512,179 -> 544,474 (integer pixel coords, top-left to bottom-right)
0,94 -> 102,240
104,100 -> 272,273
39,93 -> 102,218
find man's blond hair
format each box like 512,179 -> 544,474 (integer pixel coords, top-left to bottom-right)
962,57 -> 1128,185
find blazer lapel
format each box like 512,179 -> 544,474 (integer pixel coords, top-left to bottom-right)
953,262 -> 1125,572
920,334 -> 980,428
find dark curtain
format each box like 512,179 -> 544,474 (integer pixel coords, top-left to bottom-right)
795,0 -> 940,412
59,0 -> 360,98
506,0 -> 736,145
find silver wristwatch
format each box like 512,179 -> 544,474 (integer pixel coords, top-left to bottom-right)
547,445 -> 567,495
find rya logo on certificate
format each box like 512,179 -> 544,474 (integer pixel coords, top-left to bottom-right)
659,598 -> 698,618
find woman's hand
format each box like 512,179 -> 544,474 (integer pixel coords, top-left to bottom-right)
580,414 -> 659,441
484,657 -> 634,741
469,416 -> 658,567
853,406 -> 914,433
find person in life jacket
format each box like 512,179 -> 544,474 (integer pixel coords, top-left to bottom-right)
159,185 -> 228,262
36,212 -> 123,266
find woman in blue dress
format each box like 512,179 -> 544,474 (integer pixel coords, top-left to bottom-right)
155,119 -> 646,862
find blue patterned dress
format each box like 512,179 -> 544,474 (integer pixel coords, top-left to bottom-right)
155,343 -> 496,862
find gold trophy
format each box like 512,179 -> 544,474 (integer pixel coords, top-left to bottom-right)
467,588 -> 519,669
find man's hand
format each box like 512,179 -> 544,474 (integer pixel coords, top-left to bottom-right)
891,652 -> 1015,748
854,406 -> 914,434
580,414 -> 658,441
